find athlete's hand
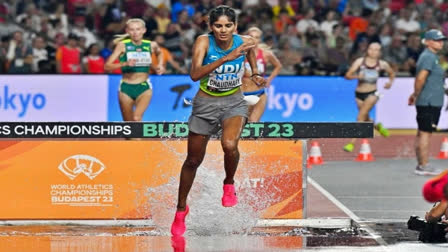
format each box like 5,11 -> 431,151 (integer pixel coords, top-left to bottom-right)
251,74 -> 266,87
384,82 -> 392,89
225,42 -> 255,62
155,64 -> 165,75
265,79 -> 271,88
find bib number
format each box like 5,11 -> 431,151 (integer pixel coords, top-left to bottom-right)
126,52 -> 151,66
207,77 -> 241,91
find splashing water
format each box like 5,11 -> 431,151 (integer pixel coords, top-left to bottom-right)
147,140 -> 283,236
186,165 -> 259,236
146,176 -> 179,235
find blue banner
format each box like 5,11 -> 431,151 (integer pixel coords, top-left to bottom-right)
107,75 -> 372,122
108,75 -> 197,122
261,76 -> 370,122
0,75 -> 108,122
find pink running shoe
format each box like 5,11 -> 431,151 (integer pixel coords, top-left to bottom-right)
170,205 -> 189,236
222,184 -> 238,207
171,235 -> 186,252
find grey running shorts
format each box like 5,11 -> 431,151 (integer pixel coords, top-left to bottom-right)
188,91 -> 248,135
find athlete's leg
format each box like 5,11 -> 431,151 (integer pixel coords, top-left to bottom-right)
344,95 -> 378,151
176,132 -> 210,211
134,89 -> 153,121
357,95 -> 378,122
355,98 -> 363,111
358,95 -> 389,136
172,131 -> 209,235
344,98 -> 365,151
118,91 -> 135,121
247,105 -> 255,120
248,94 -> 267,122
221,116 -> 246,184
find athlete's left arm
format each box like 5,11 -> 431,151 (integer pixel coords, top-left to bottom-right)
265,50 -> 282,87
151,41 -> 165,75
244,36 -> 266,86
381,60 -> 395,89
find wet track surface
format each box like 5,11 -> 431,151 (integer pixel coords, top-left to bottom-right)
366,222 -> 420,244
0,225 -> 380,251
1,224 -> 446,251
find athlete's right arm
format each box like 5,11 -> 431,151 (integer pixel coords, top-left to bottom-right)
104,42 -> 127,72
344,58 -> 363,80
190,35 -> 215,81
190,35 -> 255,81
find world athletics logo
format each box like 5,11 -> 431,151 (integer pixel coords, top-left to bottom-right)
58,154 -> 106,180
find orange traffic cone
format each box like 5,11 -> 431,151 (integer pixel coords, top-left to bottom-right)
306,159 -> 312,169
307,141 -> 324,165
437,137 -> 448,159
355,139 -> 374,162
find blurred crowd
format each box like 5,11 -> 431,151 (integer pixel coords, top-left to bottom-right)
1,0 -> 448,76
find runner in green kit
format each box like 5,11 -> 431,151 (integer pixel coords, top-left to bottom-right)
105,18 -> 165,122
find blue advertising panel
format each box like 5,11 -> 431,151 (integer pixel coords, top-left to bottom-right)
260,76 -> 368,122
108,75 -> 197,121
108,75 -> 371,122
0,75 -> 108,121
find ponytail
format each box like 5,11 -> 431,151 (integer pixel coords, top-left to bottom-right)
258,43 -> 272,54
113,34 -> 130,45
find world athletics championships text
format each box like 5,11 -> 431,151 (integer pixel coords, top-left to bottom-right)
0,125 -> 132,136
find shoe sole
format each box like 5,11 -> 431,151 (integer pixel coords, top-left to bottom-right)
222,199 -> 237,207
222,202 -> 237,207
414,170 -> 441,176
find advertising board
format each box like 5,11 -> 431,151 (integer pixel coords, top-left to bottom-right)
107,75 -> 362,122
0,75 -> 108,121
0,140 -> 303,220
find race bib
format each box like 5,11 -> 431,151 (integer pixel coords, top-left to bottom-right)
208,62 -> 244,91
126,52 -> 151,66
207,72 -> 243,91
